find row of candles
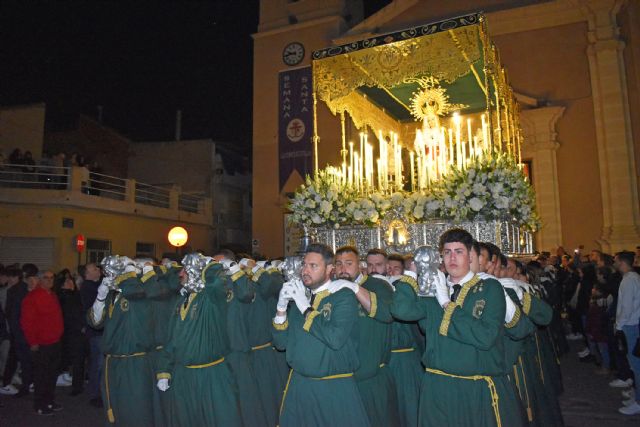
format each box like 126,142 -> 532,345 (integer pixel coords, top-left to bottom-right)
324,112 -> 521,193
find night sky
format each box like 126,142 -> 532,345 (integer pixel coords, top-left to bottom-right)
1,1 -> 390,151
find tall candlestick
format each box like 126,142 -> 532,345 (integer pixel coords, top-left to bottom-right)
349,141 -> 354,185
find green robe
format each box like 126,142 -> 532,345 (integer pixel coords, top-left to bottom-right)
521,292 -> 564,427
146,266 -> 181,427
390,275 -> 425,427
88,272 -> 155,427
225,270 -> 269,427
156,263 -> 241,427
392,274 -> 524,427
249,267 -> 287,427
273,287 -> 370,427
352,275 -> 399,427
265,268 -> 290,383
503,288 -> 537,426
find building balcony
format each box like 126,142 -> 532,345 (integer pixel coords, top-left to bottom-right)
0,164 -> 213,226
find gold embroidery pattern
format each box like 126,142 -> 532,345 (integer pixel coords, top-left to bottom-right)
400,275 -> 419,294
140,270 -> 156,283
303,290 -> 330,331
252,268 -> 265,282
114,271 -> 137,287
522,292 -> 532,315
273,319 -> 289,331
438,274 -> 481,336
368,291 -> 378,318
505,306 -> 521,329
230,270 -> 244,282
180,293 -> 197,321
119,298 -> 129,312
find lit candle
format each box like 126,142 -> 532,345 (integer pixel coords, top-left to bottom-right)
409,151 -> 415,191
467,119 -> 473,160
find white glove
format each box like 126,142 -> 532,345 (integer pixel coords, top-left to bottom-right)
90,283 -> 110,324
157,378 -> 170,391
328,279 -> 359,294
271,260 -> 283,270
124,264 -> 137,274
284,280 -> 311,314
435,270 -> 450,308
276,282 -> 293,312
161,258 -> 174,269
239,258 -> 251,268
97,282 -> 109,301
504,291 -> 517,324
219,259 -> 240,276
515,279 -> 533,294
256,260 -> 268,268
500,278 -> 524,301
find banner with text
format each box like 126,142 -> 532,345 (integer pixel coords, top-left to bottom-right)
278,67 -> 312,191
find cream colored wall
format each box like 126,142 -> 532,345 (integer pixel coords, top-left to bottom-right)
0,103 -> 45,159
0,204 -> 213,270
128,140 -> 214,194
492,23 -> 604,251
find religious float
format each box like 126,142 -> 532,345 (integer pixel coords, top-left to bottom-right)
288,13 -> 538,256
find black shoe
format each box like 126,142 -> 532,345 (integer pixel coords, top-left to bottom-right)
36,407 -> 54,416
13,389 -> 28,398
70,389 -> 83,396
89,397 -> 103,408
579,354 -> 596,363
48,402 -> 63,412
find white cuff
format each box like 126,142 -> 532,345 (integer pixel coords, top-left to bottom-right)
273,314 -> 287,325
403,270 -> 417,280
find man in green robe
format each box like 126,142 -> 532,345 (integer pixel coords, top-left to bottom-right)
242,259 -> 287,426
213,250 -> 268,427
333,246 -> 399,427
88,256 -> 155,426
155,253 -> 241,427
389,265 -> 425,427
273,243 -> 370,427
391,229 -> 524,427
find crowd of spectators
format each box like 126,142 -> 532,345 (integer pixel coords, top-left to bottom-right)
0,262 -> 104,415
540,245 -> 640,414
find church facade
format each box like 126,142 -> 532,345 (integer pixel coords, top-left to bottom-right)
252,0 -> 640,257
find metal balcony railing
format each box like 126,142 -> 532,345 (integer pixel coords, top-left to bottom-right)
0,164 -> 69,189
135,182 -> 170,208
0,164 -> 209,216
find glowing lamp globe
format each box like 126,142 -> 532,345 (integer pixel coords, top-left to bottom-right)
168,226 -> 188,247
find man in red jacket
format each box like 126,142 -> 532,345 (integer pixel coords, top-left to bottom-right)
20,270 -> 64,416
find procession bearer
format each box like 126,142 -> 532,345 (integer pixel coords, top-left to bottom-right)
273,243 -> 370,427
392,228 -> 524,427
88,256 -> 155,426
155,254 -> 241,427
333,245 -> 399,427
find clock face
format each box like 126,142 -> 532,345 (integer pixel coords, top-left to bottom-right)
283,42 -> 305,66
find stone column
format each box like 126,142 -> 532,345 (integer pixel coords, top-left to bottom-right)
580,0 -> 640,251
521,106 -> 565,252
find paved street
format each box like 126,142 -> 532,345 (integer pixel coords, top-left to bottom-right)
0,339 -> 638,426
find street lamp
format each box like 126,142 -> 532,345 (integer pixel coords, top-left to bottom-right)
168,226 -> 188,256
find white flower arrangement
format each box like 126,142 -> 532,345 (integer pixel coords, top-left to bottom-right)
434,155 -> 539,230
289,155 -> 539,231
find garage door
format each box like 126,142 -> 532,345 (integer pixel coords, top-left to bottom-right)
0,237 -> 55,271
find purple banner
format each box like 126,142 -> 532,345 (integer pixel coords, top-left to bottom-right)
279,67 -> 312,191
